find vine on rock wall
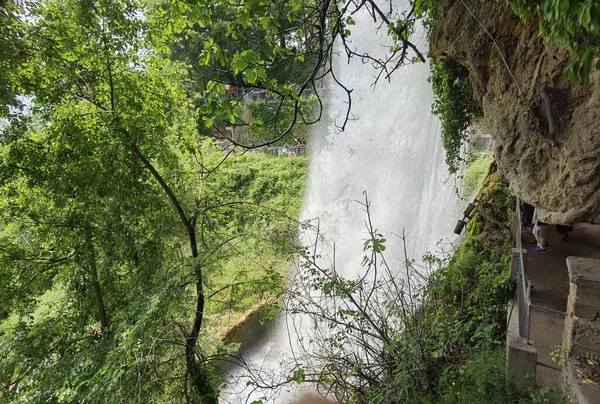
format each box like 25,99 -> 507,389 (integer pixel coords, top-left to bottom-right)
415,0 -> 483,175
508,0 -> 600,88
429,59 -> 482,174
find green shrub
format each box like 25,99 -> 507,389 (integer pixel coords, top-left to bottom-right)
436,348 -> 522,404
423,228 -> 512,360
436,346 -> 568,404
200,147 -> 308,323
463,152 -> 493,197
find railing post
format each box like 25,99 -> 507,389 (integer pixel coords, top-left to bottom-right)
510,247 -> 527,283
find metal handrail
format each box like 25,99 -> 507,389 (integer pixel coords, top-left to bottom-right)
514,200 -> 531,340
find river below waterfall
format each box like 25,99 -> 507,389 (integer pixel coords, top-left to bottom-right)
220,1 -> 464,402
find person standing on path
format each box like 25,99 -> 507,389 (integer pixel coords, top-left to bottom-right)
532,209 -> 548,253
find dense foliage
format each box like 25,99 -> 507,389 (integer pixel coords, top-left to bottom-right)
0,0 -> 26,115
1,0 -> 202,400
463,151 -> 493,197
0,0 -> 311,400
148,0 -> 427,149
0,139 -> 306,403
246,96 -> 318,143
415,0 -> 481,175
416,1 -> 482,175
201,150 -> 307,327
422,172 -> 514,356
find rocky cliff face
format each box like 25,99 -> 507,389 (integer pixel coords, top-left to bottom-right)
430,0 -> 600,224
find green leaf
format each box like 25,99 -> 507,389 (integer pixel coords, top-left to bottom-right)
199,51 -> 211,66
246,68 -> 258,84
292,368 -> 305,384
323,280 -> 333,295
226,108 -> 236,124
580,4 -> 592,31
232,53 -> 248,74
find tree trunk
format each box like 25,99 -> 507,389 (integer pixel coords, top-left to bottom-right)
279,33 -> 286,49
84,228 -> 108,333
183,217 -> 216,402
128,142 -> 215,401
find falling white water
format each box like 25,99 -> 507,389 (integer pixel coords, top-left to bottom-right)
220,1 -> 464,402
300,25 -> 463,280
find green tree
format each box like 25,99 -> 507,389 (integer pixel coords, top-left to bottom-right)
0,0 -> 28,116
0,0 -> 221,401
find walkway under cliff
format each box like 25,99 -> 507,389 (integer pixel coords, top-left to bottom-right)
525,222 -> 600,387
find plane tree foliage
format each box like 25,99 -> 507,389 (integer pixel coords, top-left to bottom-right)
165,0 -> 320,91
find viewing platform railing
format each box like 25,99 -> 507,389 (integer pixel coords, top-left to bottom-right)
263,146 -> 307,156
514,200 -> 532,340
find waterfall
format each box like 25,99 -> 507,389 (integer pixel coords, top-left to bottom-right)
220,1 -> 463,402
300,18 -> 462,280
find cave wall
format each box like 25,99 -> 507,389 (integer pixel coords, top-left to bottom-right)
429,0 -> 600,224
